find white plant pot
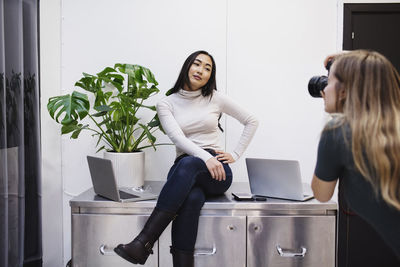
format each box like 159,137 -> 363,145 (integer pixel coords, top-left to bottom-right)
103,151 -> 145,189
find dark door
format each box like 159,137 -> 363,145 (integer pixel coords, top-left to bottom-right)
343,3 -> 400,72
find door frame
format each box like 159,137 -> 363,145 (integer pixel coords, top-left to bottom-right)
343,3 -> 400,50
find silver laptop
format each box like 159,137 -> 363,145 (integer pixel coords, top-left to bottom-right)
245,158 -> 314,201
87,156 -> 157,202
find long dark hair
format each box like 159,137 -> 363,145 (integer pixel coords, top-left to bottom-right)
169,50 -> 217,97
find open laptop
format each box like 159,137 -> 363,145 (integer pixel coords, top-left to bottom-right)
87,156 -> 157,202
245,158 -> 314,201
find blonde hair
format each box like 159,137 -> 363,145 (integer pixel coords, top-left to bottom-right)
332,50 -> 400,210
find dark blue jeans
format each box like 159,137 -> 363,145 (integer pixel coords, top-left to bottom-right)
156,150 -> 233,252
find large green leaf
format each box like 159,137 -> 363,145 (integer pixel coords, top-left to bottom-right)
114,63 -> 126,73
142,67 -> 158,85
127,73 -> 138,92
97,67 -> 116,77
60,122 -> 88,139
110,80 -> 123,92
133,66 -> 144,83
94,89 -> 106,107
71,124 -> 89,139
47,91 -> 89,125
61,121 -> 79,134
97,73 -> 124,93
136,86 -> 159,99
75,76 -> 97,93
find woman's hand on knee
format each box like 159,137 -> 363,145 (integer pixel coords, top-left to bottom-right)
206,157 -> 226,181
215,150 -> 235,164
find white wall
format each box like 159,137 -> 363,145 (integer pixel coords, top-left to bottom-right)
225,0 -> 337,181
40,0 -> 63,266
40,0 -> 399,266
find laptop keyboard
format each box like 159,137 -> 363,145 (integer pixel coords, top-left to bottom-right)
119,190 -> 139,199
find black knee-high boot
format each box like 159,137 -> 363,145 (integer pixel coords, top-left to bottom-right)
114,208 -> 176,265
170,247 -> 194,267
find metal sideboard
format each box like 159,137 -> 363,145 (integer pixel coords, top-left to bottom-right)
70,181 -> 337,267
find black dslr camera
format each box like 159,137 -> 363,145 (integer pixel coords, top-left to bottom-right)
308,60 -> 333,98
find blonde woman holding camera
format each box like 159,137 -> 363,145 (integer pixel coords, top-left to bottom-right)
312,50 -> 400,266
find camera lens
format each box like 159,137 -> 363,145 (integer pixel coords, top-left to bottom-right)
308,75 -> 328,98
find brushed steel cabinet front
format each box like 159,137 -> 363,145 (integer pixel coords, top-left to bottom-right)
247,216 -> 336,267
72,214 -> 158,267
159,215 -> 246,267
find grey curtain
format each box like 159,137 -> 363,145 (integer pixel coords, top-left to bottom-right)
0,0 -> 42,266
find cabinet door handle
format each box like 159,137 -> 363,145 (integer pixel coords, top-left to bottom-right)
276,245 -> 307,258
99,244 -> 116,256
194,245 -> 217,256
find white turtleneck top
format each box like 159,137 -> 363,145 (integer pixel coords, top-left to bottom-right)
156,89 -> 259,163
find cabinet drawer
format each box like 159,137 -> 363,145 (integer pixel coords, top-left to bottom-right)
72,214 -> 158,267
159,215 -> 246,267
247,216 -> 336,267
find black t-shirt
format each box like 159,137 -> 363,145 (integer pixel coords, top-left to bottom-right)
315,123 -> 400,258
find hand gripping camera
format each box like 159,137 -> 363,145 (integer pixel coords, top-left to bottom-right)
308,60 -> 333,98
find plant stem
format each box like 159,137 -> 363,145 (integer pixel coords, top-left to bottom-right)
87,113 -> 119,150
85,127 -> 113,149
131,130 -> 147,151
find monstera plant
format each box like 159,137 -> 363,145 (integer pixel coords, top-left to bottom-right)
47,63 -> 167,153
